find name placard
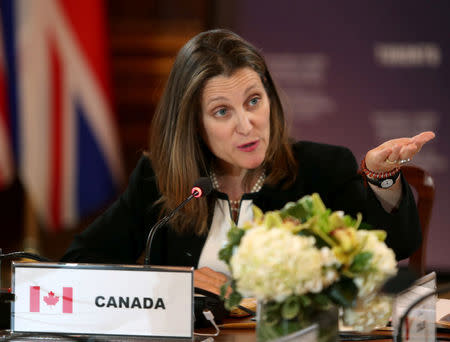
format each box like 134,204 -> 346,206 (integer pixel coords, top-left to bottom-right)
12,262 -> 193,339
392,272 -> 436,342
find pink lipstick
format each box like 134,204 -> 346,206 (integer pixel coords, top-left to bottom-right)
237,140 -> 259,152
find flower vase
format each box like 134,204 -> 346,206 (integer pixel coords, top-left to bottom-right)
256,299 -> 339,342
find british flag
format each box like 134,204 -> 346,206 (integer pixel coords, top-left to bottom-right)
0,0 -> 124,230
0,19 -> 14,190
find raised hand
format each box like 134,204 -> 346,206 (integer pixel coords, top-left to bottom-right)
364,131 -> 435,172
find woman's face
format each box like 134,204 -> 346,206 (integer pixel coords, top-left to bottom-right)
200,67 -> 271,176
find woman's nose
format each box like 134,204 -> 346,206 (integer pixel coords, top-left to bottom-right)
235,110 -> 252,135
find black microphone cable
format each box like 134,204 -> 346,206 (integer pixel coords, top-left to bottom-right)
0,252 -> 51,262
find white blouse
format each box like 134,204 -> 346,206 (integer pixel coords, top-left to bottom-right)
197,198 -> 254,276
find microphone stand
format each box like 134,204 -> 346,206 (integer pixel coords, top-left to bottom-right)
396,284 -> 450,342
144,177 -> 212,266
143,193 -> 197,266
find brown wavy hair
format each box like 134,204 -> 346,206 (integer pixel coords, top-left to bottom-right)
149,29 -> 297,235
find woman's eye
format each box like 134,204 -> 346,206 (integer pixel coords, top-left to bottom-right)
214,108 -> 227,117
249,97 -> 260,106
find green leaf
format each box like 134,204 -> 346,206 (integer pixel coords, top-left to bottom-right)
260,301 -> 281,327
225,290 -> 242,310
262,310 -> 280,327
264,301 -> 281,313
263,211 -> 283,229
280,195 -> 314,222
220,282 -> 230,300
280,202 -> 307,222
218,224 -> 244,264
311,293 -> 330,309
227,225 -> 245,245
311,193 -> 327,215
308,219 -> 336,247
218,245 -> 233,263
219,225 -> 244,264
349,251 -> 373,273
359,221 -> 373,230
252,205 -> 264,221
328,211 -> 346,230
296,229 -> 320,246
342,215 -> 357,228
317,209 -> 333,233
257,321 -> 280,340
354,212 -> 362,229
335,212 -> 362,230
327,278 -> 358,308
371,230 -> 387,241
281,296 -> 300,320
298,295 -> 312,308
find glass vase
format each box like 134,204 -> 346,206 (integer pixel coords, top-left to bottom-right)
256,299 -> 339,342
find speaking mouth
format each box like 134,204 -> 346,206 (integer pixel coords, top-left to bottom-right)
237,140 -> 259,150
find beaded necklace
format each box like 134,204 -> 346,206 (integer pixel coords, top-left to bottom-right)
210,169 -> 266,215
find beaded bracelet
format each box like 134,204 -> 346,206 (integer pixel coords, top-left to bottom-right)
360,158 -> 401,189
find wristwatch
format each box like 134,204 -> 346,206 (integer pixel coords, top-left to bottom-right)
366,172 -> 400,189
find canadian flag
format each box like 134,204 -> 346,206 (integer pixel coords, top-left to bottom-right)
30,286 -> 73,314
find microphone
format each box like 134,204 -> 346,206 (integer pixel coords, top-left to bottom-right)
143,177 -> 213,265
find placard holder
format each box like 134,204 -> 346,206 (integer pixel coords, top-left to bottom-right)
11,262 -> 194,339
271,324 -> 318,342
392,272 -> 436,342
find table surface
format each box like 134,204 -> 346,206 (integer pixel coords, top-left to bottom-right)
1,330 -> 450,341
197,317 -> 450,342
2,321 -> 450,341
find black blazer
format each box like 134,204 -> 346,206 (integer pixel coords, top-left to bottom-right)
61,141 -> 421,265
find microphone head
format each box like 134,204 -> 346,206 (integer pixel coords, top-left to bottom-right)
191,177 -> 213,198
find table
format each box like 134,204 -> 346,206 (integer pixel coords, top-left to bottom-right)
2,325 -> 450,341
195,317 -> 450,341
199,328 -> 450,341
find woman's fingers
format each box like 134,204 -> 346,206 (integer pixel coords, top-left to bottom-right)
376,148 -> 393,164
398,143 -> 418,161
366,145 -> 400,171
412,131 -> 435,142
386,144 -> 401,163
412,131 -> 435,151
365,131 -> 435,172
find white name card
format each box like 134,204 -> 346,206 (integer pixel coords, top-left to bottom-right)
392,272 -> 436,342
12,262 -> 193,339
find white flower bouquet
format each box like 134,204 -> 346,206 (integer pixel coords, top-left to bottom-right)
219,193 -> 397,338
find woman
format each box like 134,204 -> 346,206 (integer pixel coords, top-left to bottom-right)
61,29 -> 434,275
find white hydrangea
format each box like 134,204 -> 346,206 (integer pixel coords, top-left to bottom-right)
320,247 -> 340,288
230,226 -> 338,302
343,295 -> 393,331
321,246 -> 340,268
353,230 -> 397,297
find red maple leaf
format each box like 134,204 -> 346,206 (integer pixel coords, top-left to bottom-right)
43,291 -> 59,306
